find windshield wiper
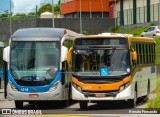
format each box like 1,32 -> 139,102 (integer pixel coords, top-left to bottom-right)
42,76 -> 50,82
19,75 -> 50,82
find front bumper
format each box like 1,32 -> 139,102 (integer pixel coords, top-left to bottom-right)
72,85 -> 133,101
7,83 -> 65,101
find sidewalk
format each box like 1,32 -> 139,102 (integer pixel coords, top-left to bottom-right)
0,89 -> 4,93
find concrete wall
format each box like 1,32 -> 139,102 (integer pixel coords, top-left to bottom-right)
0,18 -> 115,42
0,19 -> 37,42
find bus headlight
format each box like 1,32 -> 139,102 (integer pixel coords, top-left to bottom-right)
49,81 -> 60,92
119,82 -> 130,92
119,85 -> 125,92
72,83 -> 82,92
9,81 -> 18,91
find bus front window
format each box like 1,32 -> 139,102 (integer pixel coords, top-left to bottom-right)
10,41 -> 59,84
73,49 -> 130,76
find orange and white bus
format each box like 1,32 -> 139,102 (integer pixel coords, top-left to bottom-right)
71,33 -> 156,109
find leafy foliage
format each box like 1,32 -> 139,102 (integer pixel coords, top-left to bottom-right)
0,10 -> 10,20
38,2 -> 60,16
146,78 -> 160,109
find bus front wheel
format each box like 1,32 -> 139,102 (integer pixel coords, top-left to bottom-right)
129,90 -> 137,107
15,101 -> 23,108
79,101 -> 87,109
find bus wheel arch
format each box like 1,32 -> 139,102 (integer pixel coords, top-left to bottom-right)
15,101 -> 23,108
79,101 -> 88,110
129,83 -> 137,107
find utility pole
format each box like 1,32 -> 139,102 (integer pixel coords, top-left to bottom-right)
80,0 -> 82,33
115,0 -> 116,29
89,0 -> 92,18
10,0 -> 12,36
159,0 -> 160,25
101,0 -> 104,18
36,5 -> 38,19
143,0 -> 145,27
52,0 -> 55,27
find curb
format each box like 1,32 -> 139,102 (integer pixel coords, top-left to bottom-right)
0,89 -> 4,93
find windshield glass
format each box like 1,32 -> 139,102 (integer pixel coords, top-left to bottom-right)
73,49 -> 130,76
73,37 -> 130,76
10,41 -> 59,81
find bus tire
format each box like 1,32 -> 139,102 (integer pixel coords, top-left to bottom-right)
147,80 -> 150,95
15,101 -> 23,108
79,101 -> 87,110
129,89 -> 137,107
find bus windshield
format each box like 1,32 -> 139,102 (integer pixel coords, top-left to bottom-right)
73,49 -> 130,76
10,41 -> 59,81
73,37 -> 131,76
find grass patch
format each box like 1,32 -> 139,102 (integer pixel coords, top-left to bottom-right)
3,41 -> 9,46
146,78 -> 160,108
115,26 -> 149,36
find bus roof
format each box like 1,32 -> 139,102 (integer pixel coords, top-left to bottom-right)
11,28 -> 78,41
75,34 -> 155,43
99,33 -> 133,37
76,33 -> 133,39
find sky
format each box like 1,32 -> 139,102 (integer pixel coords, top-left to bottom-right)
0,0 -> 59,15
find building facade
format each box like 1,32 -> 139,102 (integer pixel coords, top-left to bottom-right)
112,0 -> 160,26
60,0 -> 109,18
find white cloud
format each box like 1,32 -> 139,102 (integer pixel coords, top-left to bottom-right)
11,0 -> 58,15
12,0 -> 37,14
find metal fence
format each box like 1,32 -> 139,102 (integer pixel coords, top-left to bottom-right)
117,3 -> 160,26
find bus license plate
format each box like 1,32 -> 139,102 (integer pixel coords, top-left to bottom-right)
95,94 -> 105,98
29,94 -> 39,98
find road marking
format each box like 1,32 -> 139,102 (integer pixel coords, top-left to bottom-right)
32,114 -> 90,117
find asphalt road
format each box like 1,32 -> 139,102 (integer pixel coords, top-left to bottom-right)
0,89 -> 159,117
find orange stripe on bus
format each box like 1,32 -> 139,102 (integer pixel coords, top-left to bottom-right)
72,76 -> 131,91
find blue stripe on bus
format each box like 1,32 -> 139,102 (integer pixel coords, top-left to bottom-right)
0,68 -> 4,80
8,70 -> 62,93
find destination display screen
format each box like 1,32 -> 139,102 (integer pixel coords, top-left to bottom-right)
74,37 -> 128,49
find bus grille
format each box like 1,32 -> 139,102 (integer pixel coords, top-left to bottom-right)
83,90 -> 118,97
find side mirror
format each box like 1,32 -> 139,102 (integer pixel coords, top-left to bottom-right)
3,46 -> 10,63
67,47 -> 73,68
132,50 -> 137,61
61,46 -> 68,62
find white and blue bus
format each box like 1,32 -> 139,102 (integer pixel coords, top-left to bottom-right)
3,28 -> 79,108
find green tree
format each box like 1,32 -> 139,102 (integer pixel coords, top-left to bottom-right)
28,12 -> 36,16
38,2 -> 60,16
38,3 -> 52,16
0,10 -> 9,17
0,10 -> 10,20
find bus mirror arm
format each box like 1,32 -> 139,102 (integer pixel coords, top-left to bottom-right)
67,47 -> 73,68
3,46 -> 10,63
132,50 -> 137,62
61,46 -> 68,62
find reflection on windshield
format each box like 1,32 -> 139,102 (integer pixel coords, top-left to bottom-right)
73,49 -> 130,76
10,41 -> 59,80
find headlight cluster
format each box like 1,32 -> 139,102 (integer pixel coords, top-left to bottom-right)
10,81 -> 19,91
49,81 -> 60,92
119,82 -> 130,92
72,82 -> 82,92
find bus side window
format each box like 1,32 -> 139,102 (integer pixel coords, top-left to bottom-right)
63,39 -> 73,49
